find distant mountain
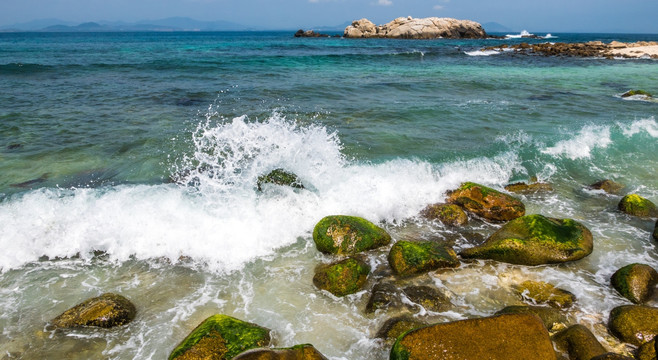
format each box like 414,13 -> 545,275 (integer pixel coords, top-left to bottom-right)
0,18 -> 77,31
312,21 -> 353,32
482,22 -> 514,33
0,17 -> 256,32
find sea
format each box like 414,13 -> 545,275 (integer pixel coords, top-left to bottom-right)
0,30 -> 657,359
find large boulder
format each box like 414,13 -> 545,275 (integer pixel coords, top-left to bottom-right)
344,17 -> 487,39
611,264 -> 658,304
514,280 -> 575,309
618,194 -> 658,218
460,214 -> 593,265
232,345 -> 328,360
495,305 -> 568,331
388,240 -> 459,277
552,325 -> 607,360
50,293 -> 136,329
169,315 -> 271,360
390,313 -> 557,360
608,305 -> 658,346
421,203 -> 468,226
312,215 -> 391,255
313,257 -> 370,297
447,182 -> 525,222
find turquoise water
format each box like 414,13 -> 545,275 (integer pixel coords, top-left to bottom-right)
0,31 -> 657,359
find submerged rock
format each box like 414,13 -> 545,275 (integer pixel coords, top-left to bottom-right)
608,305 -> 658,346
50,293 -> 136,329
589,179 -> 625,195
460,214 -> 593,266
611,264 -> 658,304
447,182 -> 525,222
552,325 -> 607,360
421,203 -> 468,226
313,257 -> 370,297
232,344 -> 328,360
504,182 -> 553,194
168,314 -> 271,360
312,215 -> 391,255
388,240 -> 459,277
365,281 -> 404,314
376,316 -> 429,344
294,29 -> 330,38
514,280 -> 575,309
402,285 -> 451,313
495,305 -> 568,331
653,220 -> 658,241
344,17 -> 487,39
390,313 -> 557,360
257,169 -> 304,191
621,90 -> 653,98
618,194 -> 658,218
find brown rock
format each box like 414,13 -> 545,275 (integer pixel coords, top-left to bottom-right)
232,345 -> 328,360
589,179 -> 625,195
421,203 -> 468,226
514,280 -> 575,309
447,182 -> 525,222
611,263 -> 658,304
552,325 -> 607,360
504,182 -> 553,194
608,305 -> 658,346
50,293 -> 136,329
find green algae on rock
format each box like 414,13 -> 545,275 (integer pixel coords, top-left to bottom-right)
312,257 -> 370,297
50,293 -> 136,329
611,264 -> 658,304
169,314 -> 271,360
232,344 -> 328,360
621,90 -> 653,98
608,305 -> 658,346
514,280 -> 575,309
460,214 -> 593,266
618,194 -> 658,218
390,313 -> 557,360
256,169 -> 304,191
589,179 -> 625,195
376,316 -> 429,344
504,182 -> 553,194
447,182 -> 525,222
420,203 -> 468,226
495,305 -> 568,331
312,215 -> 391,255
388,240 -> 459,277
552,324 -> 607,360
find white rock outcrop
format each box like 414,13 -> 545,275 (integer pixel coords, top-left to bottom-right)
344,16 -> 487,39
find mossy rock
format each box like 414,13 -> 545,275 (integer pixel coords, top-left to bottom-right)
589,179 -> 624,195
608,305 -> 658,346
313,257 -> 370,297
376,316 -> 429,344
420,203 -> 468,226
552,325 -> 607,360
388,240 -> 459,277
504,182 -> 553,194
447,182 -> 526,222
495,305 -> 568,331
390,313 -> 557,360
621,90 -> 653,98
636,339 -> 656,360
256,169 -> 304,191
232,344 -> 328,360
402,285 -> 451,313
514,280 -> 575,309
312,215 -> 391,255
618,194 -> 658,218
50,293 -> 136,329
460,214 -> 593,266
590,354 -> 634,360
365,281 -> 404,314
169,314 -> 271,360
611,263 -> 658,304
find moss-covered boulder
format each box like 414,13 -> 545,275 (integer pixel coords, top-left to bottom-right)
608,305 -> 658,346
618,194 -> 658,218
420,203 -> 468,226
514,281 -> 575,309
365,281 -> 403,314
636,339 -> 656,360
504,182 -> 553,194
169,315 -> 271,360
590,354 -> 634,360
232,344 -> 328,360
256,169 -> 304,191
611,264 -> 658,304
376,316 -> 429,344
388,240 -> 459,277
621,90 -> 653,98
447,182 -> 525,222
312,215 -> 391,255
50,293 -> 136,329
390,313 -> 557,360
495,305 -> 568,331
313,257 -> 370,297
552,325 -> 607,360
402,285 -> 451,313
589,179 -> 624,195
460,214 -> 593,266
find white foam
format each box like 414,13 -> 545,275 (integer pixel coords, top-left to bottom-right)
541,124 -> 612,160
506,30 -> 533,39
619,117 -> 658,137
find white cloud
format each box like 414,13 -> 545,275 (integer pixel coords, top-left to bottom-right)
378,0 -> 393,6
433,5 -> 444,10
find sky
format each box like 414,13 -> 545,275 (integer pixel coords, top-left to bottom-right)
2,0 -> 658,33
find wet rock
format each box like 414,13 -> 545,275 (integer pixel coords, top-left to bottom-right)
257,169 -> 304,191
504,182 -> 553,194
365,281 -> 404,314
388,240 -> 459,277
402,285 -> 451,313
232,344 -> 328,360
169,314 -> 271,360
590,354 -> 634,360
390,313 -> 557,360
611,264 -> 658,304
589,179 -> 625,195
636,339 -> 656,360
10,173 -> 49,188
618,194 -> 658,218
621,90 -> 652,98
420,203 -> 468,226
6,143 -> 22,150
653,220 -> 658,241
460,214 -> 593,266
608,305 -> 658,346
294,29 -> 330,38
344,17 -> 488,39
375,316 -> 429,344
313,257 -> 370,297
50,293 -> 136,329
514,280 -> 575,309
495,305 -> 568,331
312,215 -> 391,255
447,182 -> 525,222
552,325 -> 607,360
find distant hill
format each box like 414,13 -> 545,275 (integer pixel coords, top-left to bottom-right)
0,17 -> 257,32
482,22 -> 513,33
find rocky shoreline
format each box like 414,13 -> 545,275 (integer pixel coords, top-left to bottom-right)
481,41 -> 658,59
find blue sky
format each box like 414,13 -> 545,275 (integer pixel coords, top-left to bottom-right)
2,0 -> 658,33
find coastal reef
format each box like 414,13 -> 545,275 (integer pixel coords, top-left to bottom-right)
481,41 -> 658,59
344,17 -> 487,39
